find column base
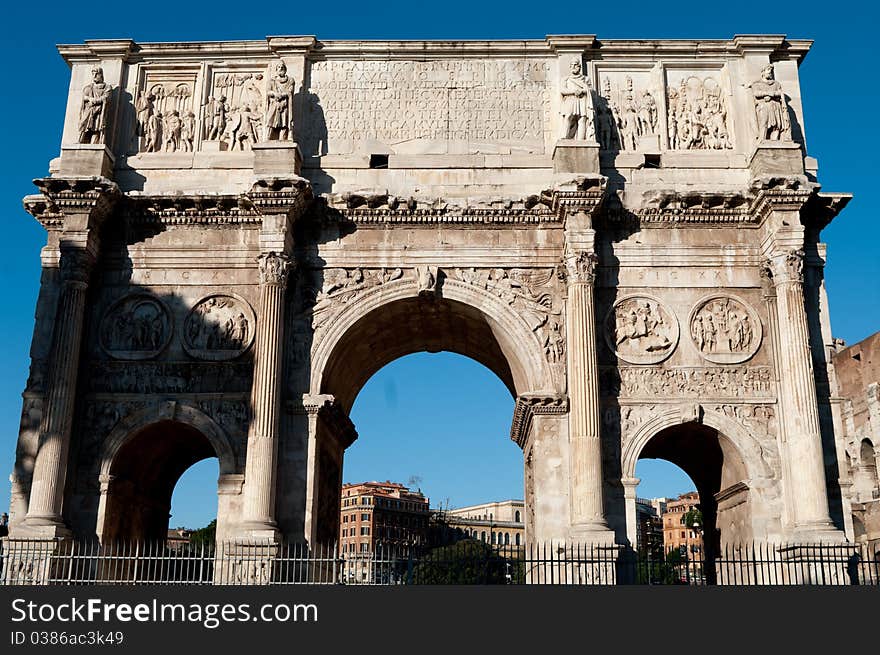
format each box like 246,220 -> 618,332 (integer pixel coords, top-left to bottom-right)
790,522 -> 848,544
19,515 -> 72,540
569,522 -> 617,546
236,520 -> 281,543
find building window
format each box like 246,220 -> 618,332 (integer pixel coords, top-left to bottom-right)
361,527 -> 370,535
361,513 -> 369,521
515,511 -> 521,523
515,534 -> 521,546
481,531 -> 486,542
504,533 -> 510,545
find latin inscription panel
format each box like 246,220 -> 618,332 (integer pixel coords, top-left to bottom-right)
305,59 -> 552,155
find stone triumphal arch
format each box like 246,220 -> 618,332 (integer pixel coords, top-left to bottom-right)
8,34 -> 859,559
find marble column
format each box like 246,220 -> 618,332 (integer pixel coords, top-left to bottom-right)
565,247 -> 612,542
25,248 -> 94,534
767,248 -> 837,537
241,251 -> 291,538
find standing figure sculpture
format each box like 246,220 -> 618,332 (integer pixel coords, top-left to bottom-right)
78,66 -> 112,144
559,59 -> 595,141
264,60 -> 295,141
751,64 -> 791,141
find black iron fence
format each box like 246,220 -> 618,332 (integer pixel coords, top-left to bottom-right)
1,538 -> 878,586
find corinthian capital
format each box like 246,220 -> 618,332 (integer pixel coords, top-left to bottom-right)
565,250 -> 599,285
59,248 -> 95,285
765,248 -> 805,285
257,252 -> 291,287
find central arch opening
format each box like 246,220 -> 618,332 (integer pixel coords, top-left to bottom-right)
312,292 -> 548,549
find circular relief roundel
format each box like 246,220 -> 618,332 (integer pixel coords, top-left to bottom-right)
182,294 -> 256,361
689,295 -> 762,364
100,293 -> 172,360
604,295 -> 679,365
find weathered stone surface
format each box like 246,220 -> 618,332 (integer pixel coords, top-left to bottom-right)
7,34 -> 863,561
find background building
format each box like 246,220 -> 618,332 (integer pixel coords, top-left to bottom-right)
635,498 -> 665,557
339,481 -> 429,554
833,331 -> 880,546
661,492 -> 703,556
440,500 -> 525,548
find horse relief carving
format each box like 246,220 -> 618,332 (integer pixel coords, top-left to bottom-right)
605,296 -> 679,364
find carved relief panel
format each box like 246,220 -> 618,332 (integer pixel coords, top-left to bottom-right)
202,66 -> 267,151
665,68 -> 733,150
99,294 -> 172,360
594,69 -> 661,152
604,295 -> 679,364
689,295 -> 762,364
183,294 -> 256,361
134,68 -> 200,153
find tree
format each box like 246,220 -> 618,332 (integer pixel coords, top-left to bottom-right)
189,519 -> 216,546
683,508 -> 703,531
410,539 -> 518,584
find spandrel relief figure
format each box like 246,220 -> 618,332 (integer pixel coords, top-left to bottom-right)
750,64 -> 792,141
559,59 -> 595,141
264,62 -> 294,141
78,66 -> 112,144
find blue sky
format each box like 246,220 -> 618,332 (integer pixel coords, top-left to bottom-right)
1,1 -> 877,529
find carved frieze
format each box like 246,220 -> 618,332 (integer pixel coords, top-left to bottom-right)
689,295 -> 762,364
600,366 -> 774,398
604,295 -> 679,364
86,361 -> 252,394
99,294 -> 172,361
183,294 -> 256,361
665,72 -> 732,150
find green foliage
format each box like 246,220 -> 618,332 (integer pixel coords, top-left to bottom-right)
410,539 -> 518,585
683,508 -> 703,530
189,519 -> 216,546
